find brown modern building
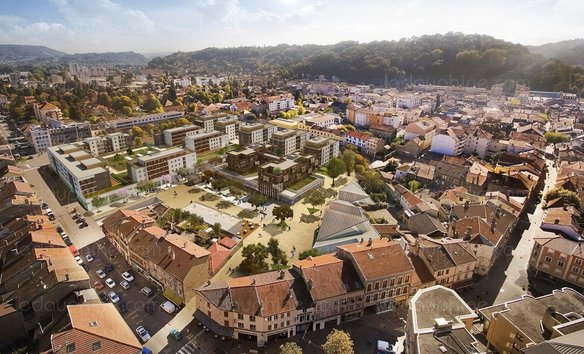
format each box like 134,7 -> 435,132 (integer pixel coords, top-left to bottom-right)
163,124 -> 202,147
303,137 -> 340,166
257,154 -> 318,199
239,123 -> 277,146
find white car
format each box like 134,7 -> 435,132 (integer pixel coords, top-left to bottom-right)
122,271 -> 134,282
108,291 -> 120,304
135,326 -> 151,342
120,280 -> 131,290
96,270 -> 106,279
105,278 -> 116,288
85,254 -> 94,263
74,256 -> 83,265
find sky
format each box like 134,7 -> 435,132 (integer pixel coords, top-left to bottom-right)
0,0 -> 582,54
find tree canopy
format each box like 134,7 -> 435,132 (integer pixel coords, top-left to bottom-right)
240,243 -> 270,275
322,329 -> 354,354
327,158 -> 346,186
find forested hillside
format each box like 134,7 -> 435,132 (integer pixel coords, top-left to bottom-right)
149,33 -> 584,94
527,39 -> 584,66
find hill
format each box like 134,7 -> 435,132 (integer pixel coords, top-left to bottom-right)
0,44 -> 147,66
148,33 -> 584,94
527,39 -> 584,66
0,44 -> 65,64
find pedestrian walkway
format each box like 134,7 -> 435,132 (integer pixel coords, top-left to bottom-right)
146,296 -> 199,353
176,342 -> 199,354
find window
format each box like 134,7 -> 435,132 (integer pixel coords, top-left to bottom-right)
576,259 -> 583,266
390,278 -> 395,286
287,320 -> 290,326
375,282 -> 380,290
250,324 -> 256,330
558,261 -> 565,268
238,323 -> 244,329
382,280 -> 388,288
381,292 -> 386,299
397,276 -> 402,285
366,295 -> 371,303
66,343 -> 76,353
545,256 -> 552,263
396,288 -> 401,296
389,289 -> 394,297
92,342 -> 101,351
274,323 -> 278,329
224,320 -> 229,326
572,266 -> 580,273
268,325 -> 272,330
250,315 -> 255,322
405,275 -> 410,283
367,284 -> 372,291
238,314 -> 244,320
224,311 -> 228,317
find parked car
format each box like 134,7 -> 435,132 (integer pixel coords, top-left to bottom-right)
135,326 -> 151,343
122,271 -> 134,282
96,269 -> 106,279
169,329 -> 182,341
105,278 -> 116,288
141,287 -> 153,297
74,256 -> 83,265
63,237 -> 72,246
94,281 -> 105,290
120,280 -> 131,290
60,232 -> 68,239
85,254 -> 94,263
108,291 -> 120,304
98,292 -> 109,303
81,263 -> 89,272
377,340 -> 396,354
56,226 -> 63,233
118,302 -> 128,314
41,202 -> 48,209
160,301 -> 176,314
104,264 -> 114,272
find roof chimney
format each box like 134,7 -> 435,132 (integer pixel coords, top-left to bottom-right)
251,278 -> 256,285
367,238 -> 372,247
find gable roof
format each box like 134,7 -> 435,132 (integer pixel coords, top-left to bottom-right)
338,181 -> 375,206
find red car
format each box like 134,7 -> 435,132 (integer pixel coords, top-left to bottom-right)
94,281 -> 105,290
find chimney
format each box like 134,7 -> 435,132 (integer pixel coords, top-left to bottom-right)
359,238 -> 364,244
491,219 -> 496,233
65,273 -> 69,281
367,238 -> 372,247
251,278 -> 256,285
172,251 -> 176,261
307,279 -> 313,291
183,242 -> 187,248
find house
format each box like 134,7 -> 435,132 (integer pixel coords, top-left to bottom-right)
406,286 -> 482,354
50,304 -> 142,354
431,127 -> 466,156
336,239 -> 415,313
127,147 -> 196,183
478,288 -> 584,353
303,137 -> 340,166
102,209 -> 211,304
403,120 -> 436,141
313,200 -> 381,253
345,131 -> 383,156
0,180 -> 42,225
434,156 -> 469,189
257,155 -> 318,200
261,93 -> 296,114
406,212 -> 447,237
528,233 -> 584,289
540,207 -> 583,241
411,236 -> 477,289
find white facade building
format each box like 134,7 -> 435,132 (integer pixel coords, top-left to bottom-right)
108,111 -> 184,129
430,128 -> 466,156
395,94 -> 421,109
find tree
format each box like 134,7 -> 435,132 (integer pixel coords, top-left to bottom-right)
240,243 -> 270,275
137,180 -> 155,194
212,222 -> 222,238
408,180 -> 422,192
176,167 -> 192,180
544,187 -> 582,208
544,132 -> 570,144
304,189 -> 325,215
298,249 -> 321,260
116,188 -> 130,202
91,196 -> 106,212
358,170 -> 385,194
280,342 -> 302,354
322,329 -> 354,354
142,93 -> 163,113
249,193 -> 267,210
97,92 -> 111,107
327,158 -> 346,186
340,150 -> 356,176
273,204 -> 293,227
268,238 -> 288,267
131,126 -> 145,138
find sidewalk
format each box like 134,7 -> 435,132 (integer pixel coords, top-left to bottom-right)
146,297 -> 198,353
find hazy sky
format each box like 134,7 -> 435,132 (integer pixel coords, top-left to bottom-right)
0,0 -> 582,53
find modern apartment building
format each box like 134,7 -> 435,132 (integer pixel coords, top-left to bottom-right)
30,123 -> 92,153
239,123 -> 277,146
47,143 -> 111,206
214,116 -> 240,141
226,147 -> 260,174
270,128 -> 308,156
83,132 -> 131,156
162,125 -> 202,147
108,111 -> 184,129
303,137 -> 340,166
261,93 -> 295,113
529,234 -> 584,289
127,147 -> 196,183
184,129 -> 229,154
257,155 -> 318,199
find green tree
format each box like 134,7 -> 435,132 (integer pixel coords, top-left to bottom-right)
212,222 -> 222,238
544,187 -> 582,208
273,204 -> 293,227
137,180 -> 155,194
142,93 -> 163,113
327,157 -> 346,186
340,150 -> 356,176
298,249 -> 321,260
280,342 -> 303,354
303,189 -> 325,215
97,92 -> 111,107
240,243 -> 270,275
408,180 -> 422,192
358,170 -> 385,194
131,126 -> 145,138
322,329 -> 354,354
176,167 -> 192,179
249,193 -> 267,210
544,132 -> 570,144
91,196 -> 106,212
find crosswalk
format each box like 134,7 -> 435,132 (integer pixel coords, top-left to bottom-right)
21,165 -> 40,173
176,342 -> 199,354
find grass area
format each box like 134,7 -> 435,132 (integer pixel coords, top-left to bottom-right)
198,145 -> 239,162
85,183 -> 125,198
289,176 -> 316,191
107,154 -> 129,171
317,166 -> 328,174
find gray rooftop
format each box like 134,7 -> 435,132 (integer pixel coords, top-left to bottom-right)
411,286 -> 476,331
137,147 -> 187,163
48,145 -> 108,180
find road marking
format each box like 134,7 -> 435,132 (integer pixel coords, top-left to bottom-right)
176,341 -> 199,354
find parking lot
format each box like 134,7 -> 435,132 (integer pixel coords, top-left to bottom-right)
78,238 -> 178,344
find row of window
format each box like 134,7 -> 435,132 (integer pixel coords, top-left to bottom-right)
365,287 -> 408,302
366,275 -> 410,292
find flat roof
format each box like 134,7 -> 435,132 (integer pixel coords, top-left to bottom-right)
48,145 -> 108,179
137,147 -> 187,162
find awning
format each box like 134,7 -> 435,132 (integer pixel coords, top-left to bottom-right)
162,288 -> 184,306
194,309 -> 233,338
69,245 -> 78,256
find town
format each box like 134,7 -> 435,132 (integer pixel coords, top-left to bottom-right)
0,28 -> 584,354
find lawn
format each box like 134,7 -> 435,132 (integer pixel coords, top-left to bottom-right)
289,176 -> 316,191
107,154 -> 129,171
198,145 -> 239,162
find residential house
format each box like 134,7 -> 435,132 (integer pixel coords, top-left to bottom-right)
434,156 -> 469,189
50,304 -> 142,354
184,130 -> 229,154
261,93 -> 295,114
540,207 -> 583,242
431,127 -> 466,157
0,180 -> 42,225
108,111 -> 184,129
345,131 -> 383,157
239,123 -> 277,146
528,233 -> 584,289
303,137 -> 340,166
163,125 -> 202,147
336,239 -> 415,313
83,132 -> 131,156
270,129 -> 308,156
406,212 -> 447,237
403,120 -> 436,141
